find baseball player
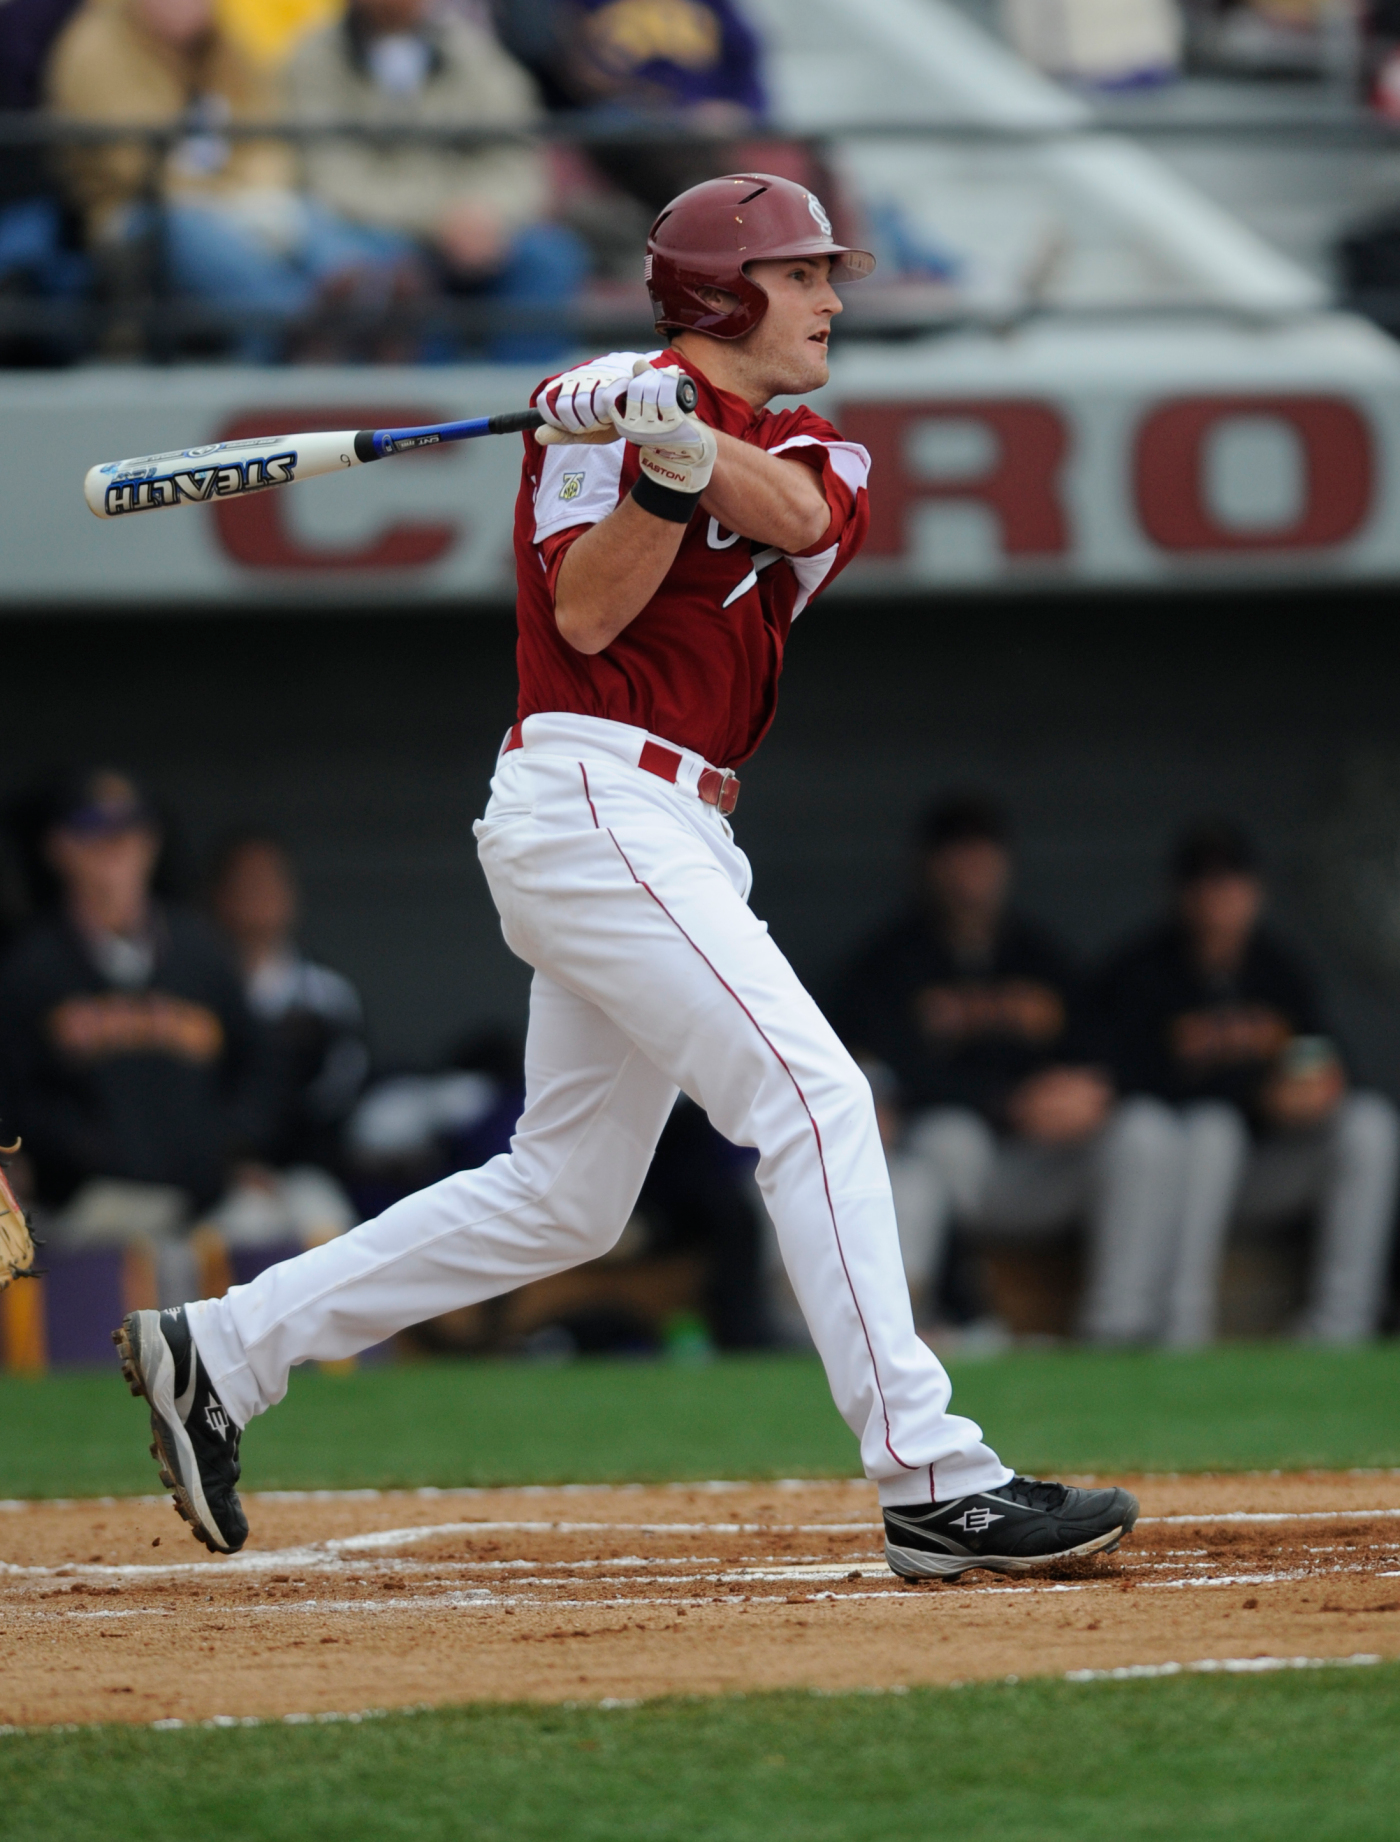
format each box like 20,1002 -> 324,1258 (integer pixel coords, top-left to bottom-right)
115,174 -> 1138,1581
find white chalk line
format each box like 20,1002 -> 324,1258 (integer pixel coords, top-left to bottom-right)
0,1521 -> 882,1581
6,1505 -> 1400,1584
10,1556 -> 1399,1624
1063,1652 -> 1384,1683
0,1653 -> 1389,1739
1142,1508 -> 1400,1526
8,1545 -> 1392,1591
2,1546 -> 1382,1595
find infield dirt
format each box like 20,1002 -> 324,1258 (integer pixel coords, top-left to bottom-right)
2,1472 -> 1397,1726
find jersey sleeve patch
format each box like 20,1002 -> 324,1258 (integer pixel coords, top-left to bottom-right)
533,438 -> 627,544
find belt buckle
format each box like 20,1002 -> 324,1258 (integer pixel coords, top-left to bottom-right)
696,763 -> 740,815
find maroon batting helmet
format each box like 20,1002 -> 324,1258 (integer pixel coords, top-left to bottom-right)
645,173 -> 875,341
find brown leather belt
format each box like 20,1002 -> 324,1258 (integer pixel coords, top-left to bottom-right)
503,724 -> 740,816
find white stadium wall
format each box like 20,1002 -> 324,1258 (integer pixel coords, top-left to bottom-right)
6,312 -> 1400,606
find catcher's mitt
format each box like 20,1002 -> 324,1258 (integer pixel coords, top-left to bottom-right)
0,1140 -> 38,1290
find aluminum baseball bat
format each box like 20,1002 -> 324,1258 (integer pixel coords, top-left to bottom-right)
83,377 -> 698,520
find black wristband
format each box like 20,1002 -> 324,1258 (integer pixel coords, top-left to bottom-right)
630,471 -> 701,525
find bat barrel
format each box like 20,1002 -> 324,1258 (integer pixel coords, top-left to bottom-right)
83,430 -> 361,518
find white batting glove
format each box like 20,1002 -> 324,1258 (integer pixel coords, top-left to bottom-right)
536,363 -> 631,438
613,361 -> 717,495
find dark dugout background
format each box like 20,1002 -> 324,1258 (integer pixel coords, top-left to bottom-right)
4,590 -> 1400,1094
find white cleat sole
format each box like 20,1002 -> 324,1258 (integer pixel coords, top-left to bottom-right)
885,1525 -> 1126,1580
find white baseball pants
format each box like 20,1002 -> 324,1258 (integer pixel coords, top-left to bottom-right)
189,713 -> 1011,1506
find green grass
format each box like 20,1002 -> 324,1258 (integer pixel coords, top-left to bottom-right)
2,1342 -> 1398,1500
3,1667 -> 1398,1841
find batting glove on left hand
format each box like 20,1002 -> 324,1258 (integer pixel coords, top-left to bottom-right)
613,360 -> 717,494
534,361 -> 632,443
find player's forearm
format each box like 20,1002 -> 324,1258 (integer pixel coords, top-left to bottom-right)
553,496 -> 688,654
700,432 -> 831,553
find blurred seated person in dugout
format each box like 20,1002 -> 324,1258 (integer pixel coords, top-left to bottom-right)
285,0 -> 586,359
1098,820 -> 1400,1345
0,770 -> 279,1239
830,794 -> 1180,1343
346,1032 -> 770,1352
207,833 -> 369,1176
44,0 -> 417,355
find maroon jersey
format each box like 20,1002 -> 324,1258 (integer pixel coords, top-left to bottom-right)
513,347 -> 871,769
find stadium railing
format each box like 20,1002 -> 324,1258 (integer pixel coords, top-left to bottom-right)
0,110 -> 1395,360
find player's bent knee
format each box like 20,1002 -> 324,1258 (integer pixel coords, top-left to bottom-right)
1109,1096 -> 1181,1167
1337,1090 -> 1400,1162
1181,1099 -> 1249,1156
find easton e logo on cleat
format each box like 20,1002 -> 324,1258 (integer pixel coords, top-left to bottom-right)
203,1403 -> 232,1439
949,1507 -> 1004,1533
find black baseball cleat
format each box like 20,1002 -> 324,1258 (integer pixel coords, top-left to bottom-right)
113,1307 -> 248,1555
883,1475 -> 1139,1579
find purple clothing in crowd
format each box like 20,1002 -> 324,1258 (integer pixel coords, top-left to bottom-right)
0,0 -> 82,108
568,0 -> 767,114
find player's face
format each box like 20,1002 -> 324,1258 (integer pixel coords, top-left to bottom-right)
1178,872 -> 1264,962
134,0 -> 216,47
740,257 -> 843,395
46,823 -> 160,920
924,840 -> 1012,924
213,843 -> 298,955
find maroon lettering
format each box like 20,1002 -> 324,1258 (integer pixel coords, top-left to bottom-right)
840,400 -> 1071,558
1132,396 -> 1374,552
213,408 -> 458,571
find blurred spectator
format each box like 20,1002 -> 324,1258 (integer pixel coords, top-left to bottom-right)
0,769 -> 279,1225
286,0 -> 586,359
1098,819 -> 1400,1344
1184,0 -> 1340,76
831,794 -> 1180,1342
494,0 -> 766,122
1003,0 -> 1182,86
215,0 -> 341,67
859,1056 -> 949,1328
1337,201 -> 1400,341
1366,0 -> 1400,114
208,833 -> 369,1172
347,1032 -> 769,1350
344,1024 -> 525,1220
0,0 -> 90,362
1,0 -> 82,105
491,0 -> 770,262
45,0 -> 414,357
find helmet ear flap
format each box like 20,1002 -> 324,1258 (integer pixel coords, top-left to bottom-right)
685,270 -> 766,339
653,263 -> 767,341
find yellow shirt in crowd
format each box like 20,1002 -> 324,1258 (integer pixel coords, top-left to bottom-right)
216,0 -> 341,66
